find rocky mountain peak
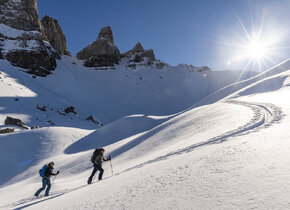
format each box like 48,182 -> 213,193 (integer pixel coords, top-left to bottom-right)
0,0 -> 42,31
0,1 -> 166,72
0,0 -> 61,77
121,42 -> 155,60
120,42 -> 167,69
97,25 -> 114,44
76,26 -> 120,67
132,42 -> 144,53
41,15 -> 71,56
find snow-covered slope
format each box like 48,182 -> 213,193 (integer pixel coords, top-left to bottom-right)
0,56 -> 257,183
194,59 -> 290,107
0,56 -> 257,124
1,57 -> 290,209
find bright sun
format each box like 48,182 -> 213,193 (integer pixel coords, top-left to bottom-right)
246,39 -> 267,60
221,14 -> 286,71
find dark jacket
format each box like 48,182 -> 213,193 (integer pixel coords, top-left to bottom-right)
43,165 -> 57,179
93,152 -> 110,167
94,153 -> 104,167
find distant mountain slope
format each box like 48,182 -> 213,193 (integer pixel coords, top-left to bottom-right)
0,54 -> 257,187
0,56 -> 257,128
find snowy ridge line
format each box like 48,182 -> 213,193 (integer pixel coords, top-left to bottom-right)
183,58 -> 290,110
118,100 -> 284,174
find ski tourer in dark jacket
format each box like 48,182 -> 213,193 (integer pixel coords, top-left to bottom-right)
35,162 -> 59,197
88,148 -> 111,184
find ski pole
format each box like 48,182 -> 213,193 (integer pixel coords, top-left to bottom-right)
109,159 -> 113,175
52,171 -> 60,184
52,174 -> 57,184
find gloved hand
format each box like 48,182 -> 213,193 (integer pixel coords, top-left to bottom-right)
57,170 -> 60,174
107,155 -> 111,161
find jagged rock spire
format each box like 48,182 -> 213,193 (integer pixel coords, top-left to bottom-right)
77,26 -> 120,67
41,15 -> 71,56
97,25 -> 114,44
132,42 -> 144,53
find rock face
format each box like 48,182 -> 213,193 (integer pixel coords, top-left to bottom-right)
0,128 -> 14,134
0,0 -> 42,31
4,116 -> 29,129
177,64 -> 211,72
131,42 -> 144,52
86,115 -> 103,126
41,15 -> 70,55
64,106 -> 77,114
0,48 -> 3,59
0,0 -> 61,76
121,42 -> 155,60
97,26 -> 114,44
121,42 -> 167,69
77,26 -> 120,67
6,49 -> 58,76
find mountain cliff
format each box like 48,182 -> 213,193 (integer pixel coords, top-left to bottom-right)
0,0 -> 71,76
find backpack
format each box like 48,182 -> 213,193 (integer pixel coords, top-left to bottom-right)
91,149 -> 101,163
39,164 -> 47,177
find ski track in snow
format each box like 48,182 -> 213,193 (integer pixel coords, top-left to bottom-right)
7,184 -> 101,209
8,192 -> 66,210
114,100 -> 284,175
8,100 -> 284,210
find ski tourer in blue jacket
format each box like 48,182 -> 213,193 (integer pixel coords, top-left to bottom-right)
34,162 -> 59,197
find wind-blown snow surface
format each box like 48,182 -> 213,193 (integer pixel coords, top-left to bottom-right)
1,57 -> 290,209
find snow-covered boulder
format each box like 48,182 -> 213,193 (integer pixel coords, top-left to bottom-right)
77,25 -> 120,67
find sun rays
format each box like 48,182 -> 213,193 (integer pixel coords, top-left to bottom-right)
218,11 -> 288,72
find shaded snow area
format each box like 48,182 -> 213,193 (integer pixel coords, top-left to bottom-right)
0,57 -> 290,209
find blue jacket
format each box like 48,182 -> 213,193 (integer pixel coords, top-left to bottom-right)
43,165 -> 57,179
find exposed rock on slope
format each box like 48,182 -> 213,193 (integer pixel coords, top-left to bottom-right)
121,42 -> 167,69
0,128 -> 14,134
0,0 -> 42,31
0,0 -> 60,76
6,48 -> 58,76
41,15 -> 71,56
177,64 -> 211,72
121,42 -> 155,60
131,42 -> 144,53
77,26 -> 120,67
4,116 -> 29,129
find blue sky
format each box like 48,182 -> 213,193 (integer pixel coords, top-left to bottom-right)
38,0 -> 290,71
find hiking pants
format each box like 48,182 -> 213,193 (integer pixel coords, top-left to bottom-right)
89,164 -> 104,181
35,178 -> 51,196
